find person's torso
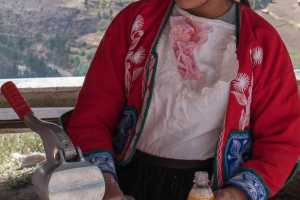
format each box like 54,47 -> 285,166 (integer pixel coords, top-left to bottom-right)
137,4 -> 238,160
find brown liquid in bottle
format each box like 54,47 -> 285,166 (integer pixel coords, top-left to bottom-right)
187,171 -> 215,200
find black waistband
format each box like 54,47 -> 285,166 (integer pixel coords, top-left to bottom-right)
134,150 -> 214,170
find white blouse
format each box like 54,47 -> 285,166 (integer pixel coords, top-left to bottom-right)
137,5 -> 239,160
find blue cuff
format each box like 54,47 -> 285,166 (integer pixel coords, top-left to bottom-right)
85,151 -> 117,181
227,170 -> 269,200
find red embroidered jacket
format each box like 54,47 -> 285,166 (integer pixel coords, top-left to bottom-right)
64,1 -> 300,199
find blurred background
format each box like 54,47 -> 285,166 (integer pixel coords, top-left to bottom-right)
0,0 -> 299,79
0,0 -> 299,199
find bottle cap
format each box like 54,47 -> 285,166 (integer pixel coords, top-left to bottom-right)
194,171 -> 209,186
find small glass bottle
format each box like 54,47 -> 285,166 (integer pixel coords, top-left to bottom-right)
187,171 -> 215,200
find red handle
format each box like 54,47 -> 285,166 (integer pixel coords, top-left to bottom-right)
1,81 -> 33,119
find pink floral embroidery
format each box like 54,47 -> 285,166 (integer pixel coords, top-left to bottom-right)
170,16 -> 212,80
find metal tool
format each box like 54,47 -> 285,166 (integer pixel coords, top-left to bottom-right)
1,81 -> 105,200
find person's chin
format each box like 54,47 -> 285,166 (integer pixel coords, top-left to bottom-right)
175,0 -> 209,10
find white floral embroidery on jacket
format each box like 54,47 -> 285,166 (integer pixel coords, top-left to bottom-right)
231,73 -> 253,130
125,15 -> 146,95
251,47 -> 263,65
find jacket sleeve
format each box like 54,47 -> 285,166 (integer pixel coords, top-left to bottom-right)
65,9 -> 131,154
227,37 -> 300,199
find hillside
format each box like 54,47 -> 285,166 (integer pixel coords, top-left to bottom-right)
0,0 -> 134,78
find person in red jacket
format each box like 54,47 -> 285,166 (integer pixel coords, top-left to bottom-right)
62,0 -> 300,199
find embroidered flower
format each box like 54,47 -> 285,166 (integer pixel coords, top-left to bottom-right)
225,134 -> 252,179
130,31 -> 144,50
251,47 -> 263,65
239,109 -> 247,130
132,68 -> 144,82
228,139 -> 243,172
130,47 -> 146,64
132,15 -> 144,33
232,73 -> 250,93
170,17 -> 202,42
229,171 -> 267,200
125,15 -> 145,96
242,76 -> 253,129
231,91 -> 248,106
231,74 -> 253,130
170,16 -> 212,80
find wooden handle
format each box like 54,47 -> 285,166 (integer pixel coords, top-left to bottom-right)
1,81 -> 32,119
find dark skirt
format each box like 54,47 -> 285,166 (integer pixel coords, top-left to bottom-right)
117,150 -> 214,200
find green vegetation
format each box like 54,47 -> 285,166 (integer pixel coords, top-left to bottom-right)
0,35 -> 24,62
0,0 -> 135,78
70,45 -> 97,76
0,34 -> 60,78
25,53 -> 59,77
46,34 -> 71,71
75,64 -> 90,76
290,49 -> 300,69
0,132 -> 43,188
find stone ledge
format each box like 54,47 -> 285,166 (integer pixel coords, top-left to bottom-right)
0,76 -> 299,129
